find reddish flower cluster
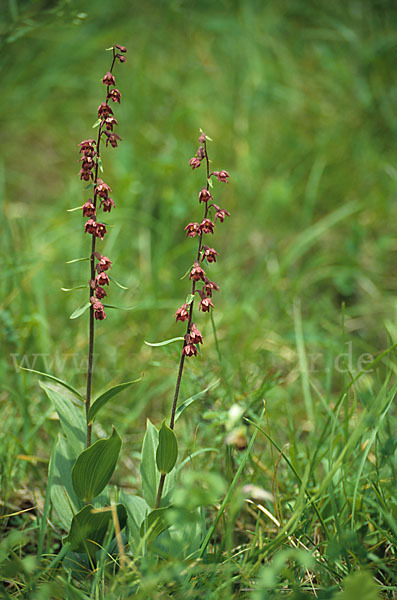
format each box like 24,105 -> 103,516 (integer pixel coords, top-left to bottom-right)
77,45 -> 127,320
175,132 -> 230,357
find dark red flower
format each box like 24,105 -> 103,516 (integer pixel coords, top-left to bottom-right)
211,170 -> 229,183
82,201 -> 96,217
100,197 -> 115,212
94,286 -> 107,299
198,133 -> 206,143
214,208 -> 231,223
199,297 -> 214,312
108,88 -> 121,103
104,116 -> 118,131
199,188 -> 212,203
80,168 -> 93,181
91,298 -> 107,320
98,102 -> 113,118
196,146 -> 205,160
85,219 -> 97,235
189,157 -> 201,169
94,223 -> 107,240
202,278 -> 219,297
105,132 -> 121,148
96,255 -> 112,272
201,246 -> 219,263
80,155 -> 95,170
189,261 -> 206,282
95,179 -> 112,198
175,303 -> 189,322
184,222 -> 200,238
183,343 -> 198,357
189,323 -> 203,344
116,54 -> 126,63
114,44 -> 127,53
95,272 -> 110,287
102,71 -> 116,86
79,139 -> 96,153
199,218 -> 215,234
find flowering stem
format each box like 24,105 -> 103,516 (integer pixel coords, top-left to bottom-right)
155,141 -> 212,507
84,51 -> 118,448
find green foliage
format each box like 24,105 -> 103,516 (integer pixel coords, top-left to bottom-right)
334,571 -> 379,600
65,503 -> 127,557
156,420 -> 178,475
72,428 -> 122,502
88,378 -> 141,424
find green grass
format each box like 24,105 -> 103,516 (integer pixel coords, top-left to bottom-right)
1,0 -> 396,597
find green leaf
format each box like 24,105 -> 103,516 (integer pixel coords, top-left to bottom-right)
70,302 -> 91,320
180,264 -> 193,280
92,118 -> 101,128
140,507 -> 171,543
144,337 -> 184,348
140,420 -> 176,508
185,293 -> 195,305
333,572 -> 379,600
98,157 -> 103,173
109,276 -> 128,290
88,378 -> 141,424
50,436 -> 83,530
102,304 -> 135,311
39,381 -> 85,452
119,492 -> 149,548
72,428 -> 122,502
65,503 -> 127,557
20,367 -> 83,400
66,257 -> 90,264
66,205 -> 83,212
156,421 -> 178,475
175,379 -> 220,422
140,420 -> 159,508
61,285 -> 88,292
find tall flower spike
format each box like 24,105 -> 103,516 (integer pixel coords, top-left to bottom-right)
75,44 -> 127,447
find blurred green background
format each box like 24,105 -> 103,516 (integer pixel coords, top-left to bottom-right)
1,0 -> 397,491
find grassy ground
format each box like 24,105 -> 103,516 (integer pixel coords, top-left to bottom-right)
1,0 -> 396,597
